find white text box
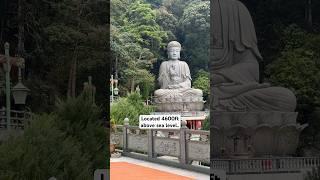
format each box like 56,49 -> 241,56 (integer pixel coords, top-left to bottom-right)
139,115 -> 181,129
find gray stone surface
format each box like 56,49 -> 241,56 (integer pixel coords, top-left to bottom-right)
210,0 -> 306,158
111,123 -> 210,173
154,138 -> 180,157
211,0 -> 296,112
110,133 -> 123,146
227,173 -> 303,180
211,157 -> 320,174
154,41 -> 204,112
128,134 -> 148,153
187,141 -> 210,163
211,112 -> 306,157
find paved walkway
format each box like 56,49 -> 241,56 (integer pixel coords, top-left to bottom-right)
111,156 -> 209,180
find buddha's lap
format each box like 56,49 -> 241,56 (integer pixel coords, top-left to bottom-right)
154,88 -> 202,97
219,86 -> 296,111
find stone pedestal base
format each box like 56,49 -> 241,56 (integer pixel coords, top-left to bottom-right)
211,111 -> 307,158
153,99 -> 205,112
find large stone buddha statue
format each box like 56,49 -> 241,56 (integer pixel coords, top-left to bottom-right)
210,0 -> 305,159
211,0 -> 296,112
154,41 -> 204,112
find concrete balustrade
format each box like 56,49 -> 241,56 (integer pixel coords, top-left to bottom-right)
211,157 -> 320,174
110,119 -> 210,174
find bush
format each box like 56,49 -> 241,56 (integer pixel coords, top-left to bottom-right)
111,92 -> 154,125
0,92 -> 108,179
193,69 -> 210,99
201,116 -> 210,131
266,24 -> 320,106
0,115 -> 91,179
54,92 -> 108,171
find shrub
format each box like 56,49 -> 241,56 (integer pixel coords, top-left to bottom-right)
0,92 -> 108,179
0,115 -> 91,179
201,116 -> 210,131
111,92 -> 154,125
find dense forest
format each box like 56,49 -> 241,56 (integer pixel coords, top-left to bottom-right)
0,0 -> 109,112
111,0 -> 210,99
0,0 -> 109,178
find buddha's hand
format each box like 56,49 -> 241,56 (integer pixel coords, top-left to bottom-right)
212,74 -> 227,85
168,84 -> 179,89
260,82 -> 270,88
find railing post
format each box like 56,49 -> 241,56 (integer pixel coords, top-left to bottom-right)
148,129 -> 154,159
179,119 -> 187,164
276,158 -> 280,169
123,118 -> 129,153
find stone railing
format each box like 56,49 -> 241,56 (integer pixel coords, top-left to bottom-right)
0,110 -> 32,129
212,157 -> 320,174
110,119 -> 210,174
110,119 -> 320,175
211,111 -> 306,158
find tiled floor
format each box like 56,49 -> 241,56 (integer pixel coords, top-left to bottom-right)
111,162 -> 194,180
110,156 -> 209,180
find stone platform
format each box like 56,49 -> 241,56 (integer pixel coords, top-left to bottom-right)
151,111 -> 209,130
153,97 -> 205,112
211,111 -> 307,158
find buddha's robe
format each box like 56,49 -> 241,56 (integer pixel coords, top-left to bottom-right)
211,0 -> 296,111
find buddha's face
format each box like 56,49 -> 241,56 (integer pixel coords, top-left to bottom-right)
167,47 -> 180,60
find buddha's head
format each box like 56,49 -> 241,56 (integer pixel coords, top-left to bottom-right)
167,41 -> 181,60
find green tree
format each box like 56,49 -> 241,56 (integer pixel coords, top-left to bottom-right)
162,0 -> 188,18
155,6 -> 179,40
193,69 -> 209,99
201,116 -> 210,131
266,25 -> 320,155
111,0 -> 168,97
111,92 -> 154,125
0,115 -> 92,179
0,91 -> 108,179
193,69 -> 210,109
0,0 -> 109,112
122,0 -> 168,53
266,25 -> 320,107
179,0 -> 210,73
54,92 -> 108,170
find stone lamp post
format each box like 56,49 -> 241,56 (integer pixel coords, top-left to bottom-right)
12,56 -> 30,104
12,82 -> 30,105
1,42 -> 30,130
114,87 -> 119,96
110,74 -> 119,102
